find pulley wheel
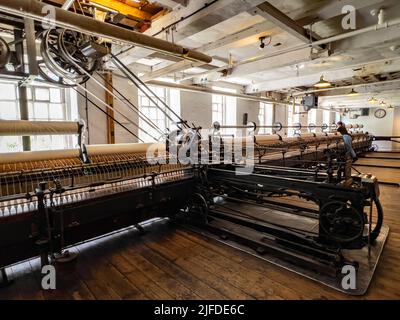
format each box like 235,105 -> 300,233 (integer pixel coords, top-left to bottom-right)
0,37 -> 10,69
320,201 -> 365,243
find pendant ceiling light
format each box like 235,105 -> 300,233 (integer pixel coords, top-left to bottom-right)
347,88 -> 359,97
314,75 -> 331,88
368,97 -> 378,104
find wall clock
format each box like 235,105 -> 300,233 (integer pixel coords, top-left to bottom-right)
374,108 -> 387,119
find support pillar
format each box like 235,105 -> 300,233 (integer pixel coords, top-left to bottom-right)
106,71 -> 116,144
14,28 -> 31,151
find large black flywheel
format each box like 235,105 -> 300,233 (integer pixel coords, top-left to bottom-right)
39,28 -> 105,87
320,201 -> 365,244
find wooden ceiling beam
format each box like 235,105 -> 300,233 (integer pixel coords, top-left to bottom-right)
90,0 -> 153,21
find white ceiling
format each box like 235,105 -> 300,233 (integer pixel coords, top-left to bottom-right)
138,0 -> 400,109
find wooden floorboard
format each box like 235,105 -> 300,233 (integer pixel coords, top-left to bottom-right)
364,153 -> 400,159
357,158 -> 400,168
0,174 -> 400,300
353,154 -> 400,184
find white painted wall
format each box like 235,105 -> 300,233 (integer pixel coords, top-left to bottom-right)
113,74 -> 139,144
78,73 -> 139,145
343,108 -> 395,136
237,99 -> 259,136
78,75 -> 108,145
393,107 -> 400,137
237,99 -> 259,125
179,89 -> 262,135
299,110 -> 308,129
316,110 -> 324,131
392,107 -> 400,149
180,91 -> 212,130
274,105 -> 288,136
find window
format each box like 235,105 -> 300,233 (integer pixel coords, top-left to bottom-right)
308,109 -> 317,133
287,104 -> 300,136
212,87 -> 237,136
0,81 -> 78,153
258,103 -> 274,135
0,83 -> 20,153
0,83 -> 19,120
138,86 -> 181,143
335,112 -> 341,124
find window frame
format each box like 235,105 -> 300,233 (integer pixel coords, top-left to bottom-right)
138,86 -> 181,143
258,102 -> 274,135
212,86 -> 237,136
0,80 -> 77,153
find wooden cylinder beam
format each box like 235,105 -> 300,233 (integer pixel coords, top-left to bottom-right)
0,120 -> 82,136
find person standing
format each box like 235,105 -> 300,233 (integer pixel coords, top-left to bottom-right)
336,121 -> 358,162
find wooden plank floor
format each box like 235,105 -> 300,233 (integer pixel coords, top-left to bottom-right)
356,158 -> 400,168
354,152 -> 400,184
364,153 -> 400,159
374,142 -> 400,152
0,184 -> 399,300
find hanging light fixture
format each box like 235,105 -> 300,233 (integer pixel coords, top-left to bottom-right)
314,75 -> 331,88
368,97 -> 378,104
259,36 -> 271,50
286,93 -> 294,102
347,88 -> 359,97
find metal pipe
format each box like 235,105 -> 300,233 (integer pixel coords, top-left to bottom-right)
0,0 -> 212,64
111,56 -> 179,125
147,80 -> 303,106
213,121 -> 335,133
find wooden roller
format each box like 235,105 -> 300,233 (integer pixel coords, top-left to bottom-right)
254,134 -> 282,145
222,134 -> 281,147
296,133 -> 316,139
282,137 -> 299,143
86,143 -> 166,156
315,133 -> 328,138
0,143 -> 166,167
0,120 -> 81,136
222,136 -> 256,145
0,149 -> 80,165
